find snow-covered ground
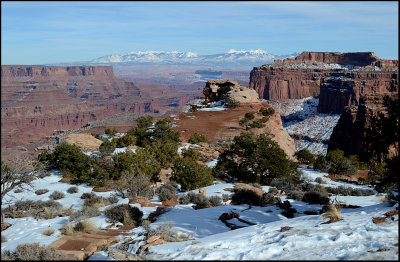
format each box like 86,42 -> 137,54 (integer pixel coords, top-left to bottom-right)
269,97 -> 340,155
2,166 -> 398,260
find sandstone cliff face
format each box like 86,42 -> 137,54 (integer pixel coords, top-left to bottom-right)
249,52 -> 398,114
328,93 -> 399,159
1,65 -> 193,154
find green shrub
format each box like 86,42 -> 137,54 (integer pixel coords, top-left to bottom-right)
1,243 -> 67,260
105,127 -> 119,137
188,133 -> 209,144
313,154 -> 331,172
248,120 -> 265,129
213,132 -> 302,185
49,191 -> 65,200
260,107 -> 275,116
67,186 -> 78,194
112,134 -> 136,148
244,112 -> 255,120
38,143 -> 93,183
326,149 -> 357,175
294,149 -> 316,165
260,116 -> 270,123
99,140 -> 116,156
149,140 -> 179,169
104,204 -> 143,225
171,157 -> 213,191
35,189 -> 49,195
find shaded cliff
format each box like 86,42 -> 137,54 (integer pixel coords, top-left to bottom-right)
249,51 -> 398,114
328,93 -> 399,159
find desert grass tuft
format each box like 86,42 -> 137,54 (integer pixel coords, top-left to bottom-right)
73,219 -> 99,234
60,221 -> 75,235
322,204 -> 341,223
42,228 -> 54,236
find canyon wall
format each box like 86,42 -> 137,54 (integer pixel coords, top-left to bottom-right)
249,52 -> 398,114
328,93 -> 399,159
1,65 -> 193,155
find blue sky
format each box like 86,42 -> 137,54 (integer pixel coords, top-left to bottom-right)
1,1 -> 398,65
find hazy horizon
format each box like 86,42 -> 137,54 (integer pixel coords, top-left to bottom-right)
1,1 -> 398,65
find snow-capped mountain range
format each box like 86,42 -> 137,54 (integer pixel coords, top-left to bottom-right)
88,49 -> 299,67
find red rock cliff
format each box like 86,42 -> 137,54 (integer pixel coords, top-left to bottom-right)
249,51 -> 398,114
328,92 -> 399,159
1,65 -> 192,154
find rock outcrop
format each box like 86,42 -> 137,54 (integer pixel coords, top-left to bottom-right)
172,102 -> 296,160
203,80 -> 260,104
249,52 -> 398,114
328,92 -> 399,159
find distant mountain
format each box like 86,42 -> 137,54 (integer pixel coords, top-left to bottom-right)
84,49 -> 299,68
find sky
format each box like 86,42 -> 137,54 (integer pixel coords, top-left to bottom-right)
1,1 -> 398,65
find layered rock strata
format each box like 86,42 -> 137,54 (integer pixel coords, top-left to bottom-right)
328,92 -> 399,159
1,65 -> 192,158
249,51 -> 398,114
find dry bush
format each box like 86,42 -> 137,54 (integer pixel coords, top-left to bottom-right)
49,191 -> 65,200
35,189 -> 49,195
286,190 -> 305,201
60,221 -> 75,235
1,243 -> 66,260
208,196 -> 222,207
231,189 -> 261,206
268,187 -> 278,194
1,235 -> 7,243
14,189 -> 23,193
314,177 -> 323,184
73,219 -> 99,234
145,221 -> 178,242
2,200 -> 63,219
321,205 -> 341,222
69,206 -> 101,222
302,191 -> 330,205
105,204 -> 143,225
108,195 -> 119,204
80,192 -> 96,199
157,182 -> 178,202
83,193 -> 111,208
67,186 -> 78,194
178,193 -> 192,205
259,193 -> 280,206
42,228 -> 54,236
222,194 -> 230,202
